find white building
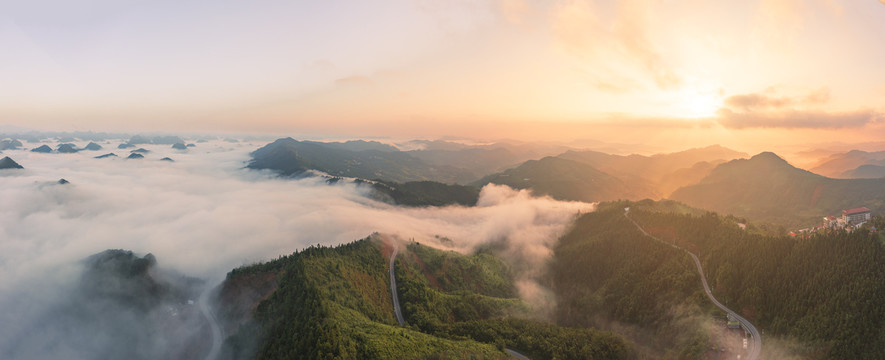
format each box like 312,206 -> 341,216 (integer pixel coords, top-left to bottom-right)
842,207 -> 871,226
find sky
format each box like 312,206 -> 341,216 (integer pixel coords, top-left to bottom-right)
2,0 -> 885,151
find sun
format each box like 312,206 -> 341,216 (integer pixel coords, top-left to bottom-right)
681,92 -> 721,118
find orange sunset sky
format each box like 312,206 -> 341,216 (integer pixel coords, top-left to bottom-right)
2,0 -> 885,153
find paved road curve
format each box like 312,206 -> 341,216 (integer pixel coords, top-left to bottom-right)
198,282 -> 223,360
387,241 -> 530,359
389,243 -> 405,326
625,210 -> 762,360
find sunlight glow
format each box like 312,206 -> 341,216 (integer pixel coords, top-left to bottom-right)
681,92 -> 721,118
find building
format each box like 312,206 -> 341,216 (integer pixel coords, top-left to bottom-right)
842,207 -> 872,225
823,215 -> 840,228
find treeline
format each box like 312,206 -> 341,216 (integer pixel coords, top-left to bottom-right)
624,202 -> 885,359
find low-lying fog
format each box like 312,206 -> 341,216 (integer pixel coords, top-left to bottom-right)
0,139 -> 593,359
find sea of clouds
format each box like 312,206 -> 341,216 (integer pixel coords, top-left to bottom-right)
0,138 -> 593,358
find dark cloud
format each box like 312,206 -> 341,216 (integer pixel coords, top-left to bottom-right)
724,93 -> 794,110
717,87 -> 880,129
717,108 -> 883,129
723,87 -> 830,111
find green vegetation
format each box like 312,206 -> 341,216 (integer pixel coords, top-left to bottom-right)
551,205 -> 711,359
369,180 -> 480,207
623,203 -> 885,359
220,236 -> 631,359
396,242 -> 632,359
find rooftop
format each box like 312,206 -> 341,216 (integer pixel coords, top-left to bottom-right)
843,207 -> 871,216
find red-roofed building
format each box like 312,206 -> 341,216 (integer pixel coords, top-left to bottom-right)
842,207 -> 871,225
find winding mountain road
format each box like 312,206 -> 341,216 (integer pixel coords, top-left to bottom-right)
625,209 -> 762,360
389,244 -> 405,327
387,241 -> 530,359
198,282 -> 223,360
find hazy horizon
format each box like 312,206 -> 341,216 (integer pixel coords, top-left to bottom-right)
3,2 -> 885,359
3,1 -> 885,153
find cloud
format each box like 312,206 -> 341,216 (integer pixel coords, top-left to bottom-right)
0,139 -> 592,358
550,0 -> 681,91
723,87 -> 829,111
717,108 -> 882,129
716,87 -> 881,129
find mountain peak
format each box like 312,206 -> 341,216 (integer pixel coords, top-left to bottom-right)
750,151 -> 788,164
0,156 -> 23,169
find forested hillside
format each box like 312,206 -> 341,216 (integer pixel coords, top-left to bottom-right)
217,235 -> 631,359
551,206 -> 712,359
622,202 -> 885,359
670,152 -> 885,227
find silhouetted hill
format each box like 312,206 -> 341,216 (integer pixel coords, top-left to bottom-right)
247,137 -> 474,183
0,139 -> 22,150
558,145 -> 746,197
95,153 -> 117,159
0,156 -> 23,169
57,143 -> 78,153
670,152 -> 885,226
476,156 -> 656,202
84,142 -> 103,150
809,150 -> 885,178
842,164 -> 885,179
31,144 -> 52,153
127,153 -> 144,159
172,143 -> 187,150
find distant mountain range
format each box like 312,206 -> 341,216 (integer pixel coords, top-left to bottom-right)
248,138 -> 475,183
477,145 -> 746,202
808,150 -> 885,179
670,152 -> 885,226
248,137 -> 572,185
248,137 -> 885,226
476,156 -> 655,202
249,138 -> 753,206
